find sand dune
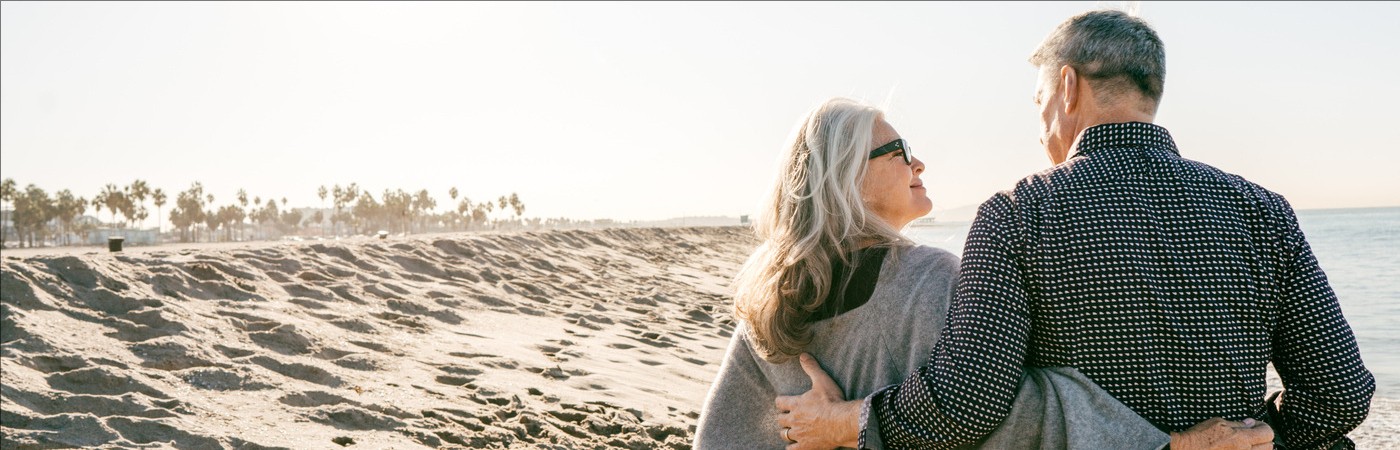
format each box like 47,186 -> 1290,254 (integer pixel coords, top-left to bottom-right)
1,227 -> 1394,449
2,228 -> 754,449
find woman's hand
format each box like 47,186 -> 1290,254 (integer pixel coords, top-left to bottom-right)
1169,417 -> 1274,450
774,353 -> 862,450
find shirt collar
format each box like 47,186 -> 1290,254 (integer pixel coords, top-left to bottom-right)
1069,122 -> 1180,159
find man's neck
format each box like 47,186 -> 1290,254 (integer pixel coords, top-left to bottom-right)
1082,105 -> 1156,130
1069,108 -> 1157,151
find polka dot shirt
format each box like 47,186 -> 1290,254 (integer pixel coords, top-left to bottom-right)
862,122 -> 1375,450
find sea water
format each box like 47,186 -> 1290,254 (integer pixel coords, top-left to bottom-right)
906,206 -> 1400,398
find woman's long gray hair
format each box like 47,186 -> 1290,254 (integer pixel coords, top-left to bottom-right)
733,98 -> 910,363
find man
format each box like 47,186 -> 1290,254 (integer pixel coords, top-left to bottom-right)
776,10 -> 1374,450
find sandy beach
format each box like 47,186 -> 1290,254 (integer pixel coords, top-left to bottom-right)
1,227 -> 1395,449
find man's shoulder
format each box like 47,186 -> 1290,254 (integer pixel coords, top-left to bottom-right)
984,153 -> 1298,220
974,164 -> 1064,215
1174,157 -> 1298,218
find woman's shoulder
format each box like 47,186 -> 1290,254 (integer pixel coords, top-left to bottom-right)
889,244 -> 960,273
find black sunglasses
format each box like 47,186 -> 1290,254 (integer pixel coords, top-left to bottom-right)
869,139 -> 912,165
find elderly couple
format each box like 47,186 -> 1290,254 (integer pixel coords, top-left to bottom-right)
695,10 -> 1374,450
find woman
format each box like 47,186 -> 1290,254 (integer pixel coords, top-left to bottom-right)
693,98 -> 1265,449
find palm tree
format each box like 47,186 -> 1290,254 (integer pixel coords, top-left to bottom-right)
237,189 -> 249,241
170,183 -> 205,242
414,189 -> 435,233
1,178 -> 16,246
456,198 -> 472,231
128,180 -> 150,230
204,207 -> 222,243
509,192 -> 525,218
352,190 -> 378,235
152,188 -> 167,236
204,194 -> 215,241
119,185 -> 137,230
331,185 -> 343,236
335,184 -> 359,236
54,190 -> 85,245
497,195 -> 509,228
14,184 -> 53,247
342,183 -> 359,233
317,185 -> 328,236
96,183 -> 127,234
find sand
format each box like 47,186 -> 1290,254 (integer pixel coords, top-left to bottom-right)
1,227 -> 1395,449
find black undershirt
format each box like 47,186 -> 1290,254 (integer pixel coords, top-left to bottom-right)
806,247 -> 889,323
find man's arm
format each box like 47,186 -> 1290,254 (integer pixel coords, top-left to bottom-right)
862,194 -> 1033,448
774,354 -> 862,449
778,349 -> 1278,450
1270,205 -> 1375,450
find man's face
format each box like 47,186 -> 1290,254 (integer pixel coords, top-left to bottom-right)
1034,65 -> 1074,164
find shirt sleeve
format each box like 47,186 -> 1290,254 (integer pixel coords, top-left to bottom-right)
694,322 -> 784,450
1270,205 -> 1375,450
859,193 -> 1031,449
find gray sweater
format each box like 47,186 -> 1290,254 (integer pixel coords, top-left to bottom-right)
694,245 -> 1170,449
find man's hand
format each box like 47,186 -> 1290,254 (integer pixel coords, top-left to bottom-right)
1170,417 -> 1275,450
775,353 -> 862,450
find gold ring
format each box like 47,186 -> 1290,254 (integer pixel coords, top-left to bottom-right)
782,427 -> 793,443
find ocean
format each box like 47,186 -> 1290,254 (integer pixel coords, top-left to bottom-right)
906,206 -> 1400,398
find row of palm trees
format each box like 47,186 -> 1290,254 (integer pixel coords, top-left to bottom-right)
0,178 -> 527,248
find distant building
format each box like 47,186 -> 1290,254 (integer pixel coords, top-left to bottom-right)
909,216 -> 938,227
86,228 -> 159,246
0,209 -> 12,243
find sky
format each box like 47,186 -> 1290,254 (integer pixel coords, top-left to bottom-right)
3,1 -> 1398,224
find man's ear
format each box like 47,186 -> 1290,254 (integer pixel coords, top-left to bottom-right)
1060,65 -> 1079,113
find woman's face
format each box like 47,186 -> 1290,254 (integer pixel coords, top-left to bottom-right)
861,118 -> 932,229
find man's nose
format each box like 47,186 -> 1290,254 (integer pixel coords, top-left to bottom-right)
912,157 -> 926,173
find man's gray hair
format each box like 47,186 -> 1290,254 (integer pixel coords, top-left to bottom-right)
1030,10 -> 1165,106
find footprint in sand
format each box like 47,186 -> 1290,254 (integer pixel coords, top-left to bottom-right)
386,299 -> 464,325
328,318 -> 379,334
128,338 -> 222,371
281,283 -> 337,303
313,347 -> 355,360
309,406 -> 406,431
625,330 -> 677,348
331,354 -> 385,371
213,344 -> 256,359
278,390 -> 352,408
105,417 -> 223,448
375,311 -> 430,330
249,356 -> 343,387
2,387 -> 178,419
347,340 -> 394,354
325,283 -> 366,304
45,367 -> 169,399
287,297 -> 328,309
432,364 -> 485,388
468,293 -> 514,308
248,324 -> 319,355
18,354 -> 88,373
0,410 -> 120,447
362,283 -> 403,300
180,367 -> 275,391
